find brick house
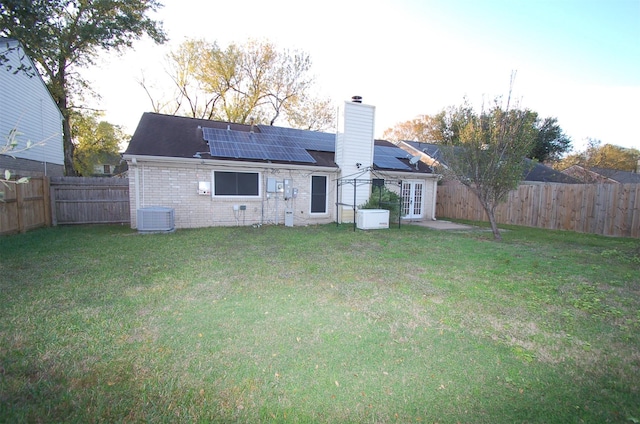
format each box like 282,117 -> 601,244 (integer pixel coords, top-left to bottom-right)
123,98 -> 439,229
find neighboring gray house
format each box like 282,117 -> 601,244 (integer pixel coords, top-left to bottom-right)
123,98 -> 440,229
397,140 -> 581,184
562,165 -> 640,184
0,38 -> 64,177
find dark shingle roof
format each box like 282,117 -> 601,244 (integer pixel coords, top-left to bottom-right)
125,113 -> 248,158
590,167 -> 640,183
523,159 -> 581,183
401,141 -> 580,183
125,112 -> 432,173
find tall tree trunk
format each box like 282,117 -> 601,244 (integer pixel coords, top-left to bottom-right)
52,65 -> 77,176
61,112 -> 76,176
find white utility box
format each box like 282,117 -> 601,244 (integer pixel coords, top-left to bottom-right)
356,209 -> 389,230
284,208 -> 294,227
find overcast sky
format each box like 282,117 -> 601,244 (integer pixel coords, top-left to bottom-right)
86,0 -> 640,152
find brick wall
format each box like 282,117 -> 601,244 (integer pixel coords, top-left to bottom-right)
128,161 -> 338,228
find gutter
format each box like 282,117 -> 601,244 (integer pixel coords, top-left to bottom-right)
123,154 -> 339,173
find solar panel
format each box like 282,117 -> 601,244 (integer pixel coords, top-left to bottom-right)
235,142 -> 268,160
257,125 -> 336,152
263,145 -> 317,162
373,145 -> 412,170
209,141 -> 240,158
203,127 -> 316,163
375,145 -> 410,159
373,156 -> 412,170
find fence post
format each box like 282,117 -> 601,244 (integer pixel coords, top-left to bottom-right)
16,180 -> 25,233
42,177 -> 52,227
50,180 -> 57,226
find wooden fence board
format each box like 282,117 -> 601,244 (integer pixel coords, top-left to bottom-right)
437,183 -> 640,238
2,177 -> 130,234
0,177 -> 49,235
49,177 -> 130,225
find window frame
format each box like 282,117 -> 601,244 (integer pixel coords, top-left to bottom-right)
310,175 -> 328,215
212,170 -> 261,198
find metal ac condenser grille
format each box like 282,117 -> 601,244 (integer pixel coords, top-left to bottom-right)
137,207 -> 175,232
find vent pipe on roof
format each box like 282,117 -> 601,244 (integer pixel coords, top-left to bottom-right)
250,117 -> 255,133
351,95 -> 362,103
227,124 -> 230,131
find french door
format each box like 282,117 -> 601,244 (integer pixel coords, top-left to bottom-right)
401,181 -> 424,219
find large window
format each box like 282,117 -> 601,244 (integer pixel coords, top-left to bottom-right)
310,175 -> 327,214
214,171 -> 259,196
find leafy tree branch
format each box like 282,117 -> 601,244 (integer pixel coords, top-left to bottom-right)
439,83 -> 537,240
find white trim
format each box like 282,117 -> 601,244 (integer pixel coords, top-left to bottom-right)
309,174 -> 329,215
401,179 -> 427,220
211,169 -> 262,199
123,154 -> 339,173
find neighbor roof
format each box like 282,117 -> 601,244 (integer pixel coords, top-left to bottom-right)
125,113 -> 433,173
401,141 -> 580,183
590,167 -> 640,184
523,159 -> 581,183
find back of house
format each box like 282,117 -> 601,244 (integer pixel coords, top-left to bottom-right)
123,97 -> 439,229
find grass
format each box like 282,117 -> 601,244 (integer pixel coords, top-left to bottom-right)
0,222 -> 639,423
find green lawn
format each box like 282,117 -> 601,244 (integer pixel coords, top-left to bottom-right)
0,223 -> 638,423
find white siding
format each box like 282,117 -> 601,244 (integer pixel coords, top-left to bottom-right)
0,39 -> 64,167
335,100 -> 376,217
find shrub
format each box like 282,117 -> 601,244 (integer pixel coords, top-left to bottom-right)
358,186 -> 401,222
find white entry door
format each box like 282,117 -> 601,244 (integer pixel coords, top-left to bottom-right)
401,181 -> 424,219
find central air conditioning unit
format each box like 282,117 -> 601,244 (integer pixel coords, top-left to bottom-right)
356,209 -> 389,230
137,207 -> 175,233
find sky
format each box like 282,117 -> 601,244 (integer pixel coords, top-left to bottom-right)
85,0 -> 640,153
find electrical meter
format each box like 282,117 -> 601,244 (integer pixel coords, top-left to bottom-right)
283,179 -> 292,199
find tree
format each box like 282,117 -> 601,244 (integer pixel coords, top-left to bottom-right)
554,138 -> 640,183
439,94 -> 537,241
556,139 -> 640,173
71,112 -> 127,176
383,109 -> 571,163
141,38 -> 334,131
528,116 -> 572,163
382,106 -> 478,145
0,0 -> 167,176
382,114 -> 441,143
285,97 -> 335,131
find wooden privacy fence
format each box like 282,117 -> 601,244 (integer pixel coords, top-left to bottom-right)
0,176 -> 51,235
437,183 -> 640,238
50,177 -> 130,225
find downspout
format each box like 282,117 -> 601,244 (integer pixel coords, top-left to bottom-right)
431,177 -> 438,220
132,158 -> 140,225
353,180 -> 357,232
335,178 -> 339,227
